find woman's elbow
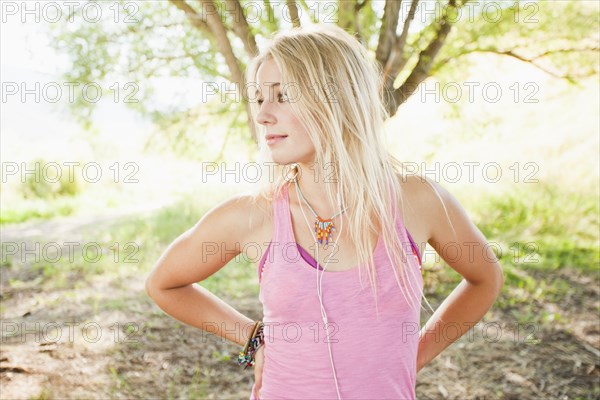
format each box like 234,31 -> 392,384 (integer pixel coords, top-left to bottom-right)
494,265 -> 505,296
145,270 -> 162,299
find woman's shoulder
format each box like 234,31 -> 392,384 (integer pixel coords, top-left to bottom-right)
396,173 -> 448,245
397,172 -> 475,244
216,188 -> 272,221
209,189 -> 274,244
398,173 -> 439,204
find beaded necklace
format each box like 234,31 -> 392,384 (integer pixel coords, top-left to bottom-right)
293,178 -> 347,246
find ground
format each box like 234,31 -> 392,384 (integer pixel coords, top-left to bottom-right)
0,214 -> 598,400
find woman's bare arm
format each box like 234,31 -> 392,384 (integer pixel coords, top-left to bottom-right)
145,193 -> 265,347
412,177 -> 505,371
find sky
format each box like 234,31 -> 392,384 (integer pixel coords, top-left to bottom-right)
1,8 -> 152,162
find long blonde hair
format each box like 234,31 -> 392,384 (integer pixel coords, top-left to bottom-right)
246,24 -> 441,315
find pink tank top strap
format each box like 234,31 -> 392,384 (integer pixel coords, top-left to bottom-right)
257,183 -> 294,283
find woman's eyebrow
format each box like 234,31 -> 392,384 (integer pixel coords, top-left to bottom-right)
254,82 -> 281,97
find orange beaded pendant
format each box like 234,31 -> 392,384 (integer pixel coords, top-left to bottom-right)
293,178 -> 346,247
314,216 -> 336,245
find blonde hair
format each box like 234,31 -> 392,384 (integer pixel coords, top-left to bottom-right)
246,24 -> 442,316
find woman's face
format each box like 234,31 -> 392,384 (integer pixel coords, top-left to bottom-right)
255,58 -> 315,165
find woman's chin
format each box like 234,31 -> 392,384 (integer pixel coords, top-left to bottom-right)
269,148 -> 315,167
269,154 -> 288,164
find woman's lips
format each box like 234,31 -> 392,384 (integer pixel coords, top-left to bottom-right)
266,135 -> 288,146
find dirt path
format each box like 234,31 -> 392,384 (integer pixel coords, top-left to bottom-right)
0,209 -> 167,399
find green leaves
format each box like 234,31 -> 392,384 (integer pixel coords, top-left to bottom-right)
47,0 -> 599,156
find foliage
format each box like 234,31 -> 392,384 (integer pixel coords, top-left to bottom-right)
20,158 -> 85,200
47,0 -> 599,161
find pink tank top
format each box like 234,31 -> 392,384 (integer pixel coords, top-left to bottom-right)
250,182 -> 424,400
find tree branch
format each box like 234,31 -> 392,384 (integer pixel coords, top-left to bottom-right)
170,0 -> 256,140
436,46 -> 600,80
335,0 -> 369,45
375,0 -> 403,68
297,0 -> 318,24
225,0 -> 259,57
355,0 -> 369,12
383,0 -> 419,82
170,0 -> 245,87
286,0 -> 301,27
169,0 -> 211,35
353,0 -> 371,46
263,0 -> 281,31
391,0 -> 457,112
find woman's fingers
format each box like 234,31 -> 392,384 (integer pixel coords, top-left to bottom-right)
253,345 -> 265,398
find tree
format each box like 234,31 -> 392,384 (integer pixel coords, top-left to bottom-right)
50,0 -> 599,161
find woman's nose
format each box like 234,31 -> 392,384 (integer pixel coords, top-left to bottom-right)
256,104 -> 276,126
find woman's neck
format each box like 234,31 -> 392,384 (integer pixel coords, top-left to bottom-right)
289,162 -> 343,218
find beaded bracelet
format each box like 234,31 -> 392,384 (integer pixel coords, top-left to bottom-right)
237,321 -> 264,370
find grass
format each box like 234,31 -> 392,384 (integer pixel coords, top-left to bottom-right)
2,183 -> 255,308
8,175 -> 598,304
470,181 -> 599,300
471,182 -> 599,274
186,366 -> 211,399
0,173 -> 110,225
408,177 -> 598,326
27,388 -> 53,400
13,177 -> 596,327
1,198 -> 77,224
3,173 -> 597,398
0,165 -> 181,225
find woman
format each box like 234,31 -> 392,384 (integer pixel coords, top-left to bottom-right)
146,24 -> 504,400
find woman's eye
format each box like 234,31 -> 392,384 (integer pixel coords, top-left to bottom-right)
256,95 -> 286,105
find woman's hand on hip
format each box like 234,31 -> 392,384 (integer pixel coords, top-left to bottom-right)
253,345 -> 264,398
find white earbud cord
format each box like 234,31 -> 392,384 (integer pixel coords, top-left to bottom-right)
293,177 -> 344,400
